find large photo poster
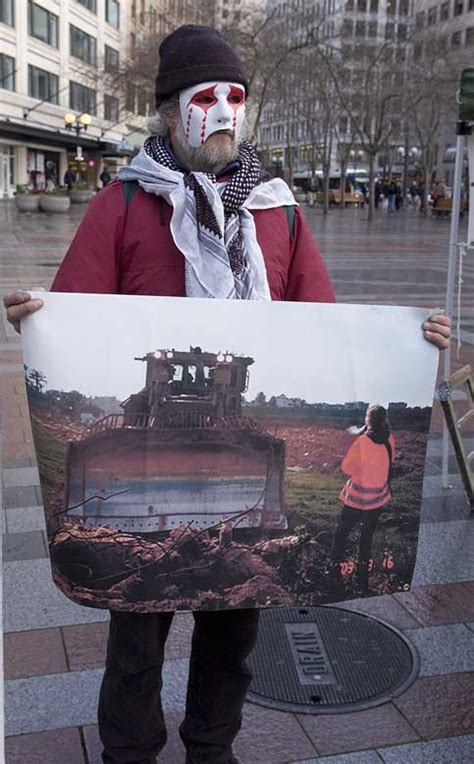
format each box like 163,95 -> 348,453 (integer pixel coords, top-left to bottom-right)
21,294 -> 438,612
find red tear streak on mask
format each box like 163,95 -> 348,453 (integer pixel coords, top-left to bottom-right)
186,106 -> 193,140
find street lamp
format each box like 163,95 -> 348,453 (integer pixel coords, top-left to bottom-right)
409,146 -> 420,181
64,112 -> 92,135
350,149 -> 364,177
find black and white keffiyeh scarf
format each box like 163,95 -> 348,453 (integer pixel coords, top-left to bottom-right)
119,135 -> 296,300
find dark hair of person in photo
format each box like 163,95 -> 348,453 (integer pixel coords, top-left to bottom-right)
365,404 -> 391,445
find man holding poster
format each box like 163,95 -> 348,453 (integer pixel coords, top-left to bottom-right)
4,24 -> 451,764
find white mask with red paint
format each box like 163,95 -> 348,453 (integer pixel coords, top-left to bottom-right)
179,81 -> 246,148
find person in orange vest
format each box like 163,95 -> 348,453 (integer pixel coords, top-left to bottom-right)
331,404 -> 394,589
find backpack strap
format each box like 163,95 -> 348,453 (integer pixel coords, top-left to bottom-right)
122,180 -> 296,242
283,204 -> 296,242
122,180 -> 139,206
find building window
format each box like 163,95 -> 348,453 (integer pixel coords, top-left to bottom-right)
385,22 -> 394,39
357,0 -> 367,11
451,30 -> 462,46
28,2 -> 58,47
342,18 -> 353,35
338,116 -> 348,133
0,0 -> 14,26
105,45 -> 119,71
70,25 -> 97,65
70,80 -> 96,114
105,0 -> 120,28
454,0 -> 464,14
470,0 -> 474,11
369,0 -> 378,11
355,20 -> 366,36
427,7 -> 437,25
76,0 -> 96,11
466,26 -> 474,44
386,0 -> 396,14
125,82 -> 135,112
345,0 -> 354,10
397,45 -> 406,62
368,20 -> 377,37
414,42 -> 422,60
398,0 -> 409,14
415,11 -> 425,30
0,53 -> 15,90
28,64 -> 59,103
137,89 -> 149,116
397,23 -> 407,40
441,1 -> 450,18
104,94 -> 119,121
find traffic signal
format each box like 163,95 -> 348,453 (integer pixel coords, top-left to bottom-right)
459,68 -> 474,123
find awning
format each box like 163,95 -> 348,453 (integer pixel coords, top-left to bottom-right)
443,145 -> 468,162
0,117 -> 120,154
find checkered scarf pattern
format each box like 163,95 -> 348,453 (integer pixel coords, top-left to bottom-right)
144,135 -> 270,279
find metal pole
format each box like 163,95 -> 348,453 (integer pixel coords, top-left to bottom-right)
442,122 -> 469,487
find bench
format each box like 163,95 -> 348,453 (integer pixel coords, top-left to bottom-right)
431,198 -> 469,218
331,190 -> 365,207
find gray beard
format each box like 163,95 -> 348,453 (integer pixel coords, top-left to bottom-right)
172,120 -> 240,174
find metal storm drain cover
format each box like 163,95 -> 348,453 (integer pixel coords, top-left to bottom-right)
247,606 -> 419,714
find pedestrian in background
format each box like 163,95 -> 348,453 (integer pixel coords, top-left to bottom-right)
374,179 -> 382,209
100,167 -> 112,187
387,180 -> 397,212
64,167 -> 75,191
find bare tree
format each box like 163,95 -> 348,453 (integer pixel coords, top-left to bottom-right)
405,33 -> 468,213
221,5 -> 336,139
317,36 -> 406,221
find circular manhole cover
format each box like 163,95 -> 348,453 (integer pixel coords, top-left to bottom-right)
247,606 -> 419,714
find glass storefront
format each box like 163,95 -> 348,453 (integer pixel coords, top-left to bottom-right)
27,148 -> 60,190
66,149 -> 100,187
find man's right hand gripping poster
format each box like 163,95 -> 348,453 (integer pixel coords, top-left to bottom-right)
21,294 -> 439,612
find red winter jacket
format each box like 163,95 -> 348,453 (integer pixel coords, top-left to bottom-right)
52,180 -> 335,302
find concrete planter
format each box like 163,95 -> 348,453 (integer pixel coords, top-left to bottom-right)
15,194 -> 40,212
40,195 -> 71,213
69,189 -> 94,204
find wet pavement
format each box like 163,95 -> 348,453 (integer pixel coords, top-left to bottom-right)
1,197 -> 474,763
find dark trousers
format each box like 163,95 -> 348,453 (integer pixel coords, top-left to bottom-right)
331,505 -> 383,563
98,608 -> 260,764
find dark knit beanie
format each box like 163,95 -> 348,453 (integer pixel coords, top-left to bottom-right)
155,25 -> 249,108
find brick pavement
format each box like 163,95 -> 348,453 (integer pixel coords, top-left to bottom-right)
2,199 -> 474,763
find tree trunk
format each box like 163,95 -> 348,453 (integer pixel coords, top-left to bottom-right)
340,159 -> 347,213
368,153 -> 376,222
322,133 -> 333,216
323,164 -> 330,215
423,165 -> 431,215
403,134 -> 410,200
285,131 -> 293,190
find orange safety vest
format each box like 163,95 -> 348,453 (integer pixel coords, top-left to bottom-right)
338,433 -> 395,511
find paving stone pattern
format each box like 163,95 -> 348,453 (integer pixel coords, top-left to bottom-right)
2,201 -> 474,762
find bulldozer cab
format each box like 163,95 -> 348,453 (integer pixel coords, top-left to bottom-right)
141,347 -> 252,421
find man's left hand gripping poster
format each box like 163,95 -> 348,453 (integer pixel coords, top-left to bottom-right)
21,293 -> 439,613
